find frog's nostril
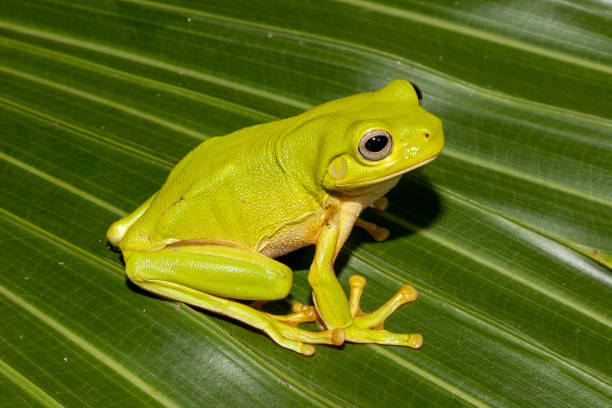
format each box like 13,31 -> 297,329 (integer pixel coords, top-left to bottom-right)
424,132 -> 430,139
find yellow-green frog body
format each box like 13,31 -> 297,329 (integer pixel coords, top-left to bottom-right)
107,80 -> 443,355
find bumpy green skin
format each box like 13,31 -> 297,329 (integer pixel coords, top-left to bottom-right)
107,80 -> 444,355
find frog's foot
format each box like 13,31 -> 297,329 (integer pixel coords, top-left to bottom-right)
370,196 -> 389,212
265,303 -> 318,326
134,278 -> 343,356
346,275 -> 422,349
355,218 -> 390,242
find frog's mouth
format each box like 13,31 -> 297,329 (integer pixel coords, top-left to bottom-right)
335,154 -> 439,188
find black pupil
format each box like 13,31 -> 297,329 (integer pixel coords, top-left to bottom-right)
365,135 -> 388,152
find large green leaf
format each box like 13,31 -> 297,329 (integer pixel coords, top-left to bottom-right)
1,0 -> 611,406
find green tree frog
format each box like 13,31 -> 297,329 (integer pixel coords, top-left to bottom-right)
107,80 -> 444,355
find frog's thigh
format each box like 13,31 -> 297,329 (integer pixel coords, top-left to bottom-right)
126,244 -> 291,301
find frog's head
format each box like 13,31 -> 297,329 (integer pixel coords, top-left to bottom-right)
317,80 -> 444,194
276,80 -> 444,197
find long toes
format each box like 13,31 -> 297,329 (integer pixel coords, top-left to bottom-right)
297,305 -> 318,322
265,325 -> 317,356
407,333 -> 423,349
349,275 -> 366,291
382,332 -> 423,348
353,284 -> 418,329
274,321 -> 345,346
267,307 -> 318,325
355,219 -> 390,241
372,197 -> 389,212
398,284 -> 418,302
300,344 -> 316,356
345,326 -> 423,349
348,275 -> 366,316
292,302 -> 307,312
267,331 -> 315,355
370,226 -> 390,242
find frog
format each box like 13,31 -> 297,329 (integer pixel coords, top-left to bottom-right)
107,79 -> 444,356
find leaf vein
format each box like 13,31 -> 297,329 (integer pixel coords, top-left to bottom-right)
0,358 -> 66,408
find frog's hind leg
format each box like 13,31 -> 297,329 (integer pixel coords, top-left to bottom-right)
125,244 -> 343,355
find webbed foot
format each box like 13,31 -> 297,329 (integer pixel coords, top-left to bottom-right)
345,275 -> 422,349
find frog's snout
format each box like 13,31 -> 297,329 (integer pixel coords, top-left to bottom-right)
421,117 -> 444,157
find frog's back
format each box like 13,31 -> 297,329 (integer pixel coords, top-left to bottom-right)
119,120 -> 322,254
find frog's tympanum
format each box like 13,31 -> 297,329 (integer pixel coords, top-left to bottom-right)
108,80 -> 444,355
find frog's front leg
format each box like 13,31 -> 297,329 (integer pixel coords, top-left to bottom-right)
308,217 -> 422,349
125,244 -> 343,355
355,196 -> 390,241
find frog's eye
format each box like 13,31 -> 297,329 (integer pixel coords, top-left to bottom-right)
409,81 -> 423,105
358,130 -> 393,161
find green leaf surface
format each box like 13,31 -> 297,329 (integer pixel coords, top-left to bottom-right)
1,0 -> 611,407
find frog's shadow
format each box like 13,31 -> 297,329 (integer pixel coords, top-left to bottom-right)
125,173 -> 441,325
281,172 -> 440,275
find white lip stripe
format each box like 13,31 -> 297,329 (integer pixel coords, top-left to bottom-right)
336,154 -> 440,187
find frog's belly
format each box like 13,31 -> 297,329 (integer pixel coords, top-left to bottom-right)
256,212 -> 324,258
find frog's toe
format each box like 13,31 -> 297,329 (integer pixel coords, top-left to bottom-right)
408,333 -> 424,349
349,275 -> 418,331
301,344 -> 316,356
262,316 -> 345,355
273,321 -> 345,346
345,326 -> 423,349
371,196 -> 389,212
355,218 -> 390,242
348,275 -> 367,317
265,328 -> 315,356
370,226 -> 390,242
265,304 -> 318,326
